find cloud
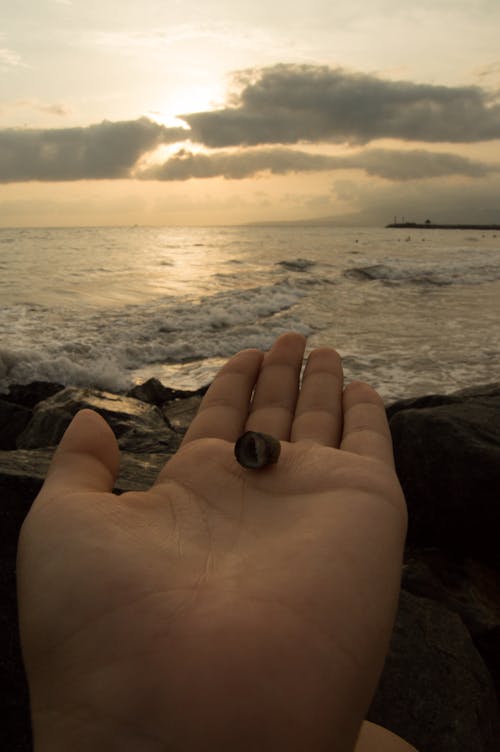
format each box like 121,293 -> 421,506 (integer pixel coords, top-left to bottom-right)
183,64 -> 500,147
0,118 -> 186,182
2,64 -> 500,184
347,148 -> 495,180
138,146 -> 496,181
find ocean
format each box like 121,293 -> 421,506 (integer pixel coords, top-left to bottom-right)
1,225 -> 499,403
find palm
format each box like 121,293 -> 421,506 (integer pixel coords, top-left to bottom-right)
17,334 -> 407,750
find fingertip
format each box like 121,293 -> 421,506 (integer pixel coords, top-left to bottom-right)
305,346 -> 343,373
343,380 -> 384,407
273,331 -> 307,349
60,408 -> 118,456
44,409 -> 120,495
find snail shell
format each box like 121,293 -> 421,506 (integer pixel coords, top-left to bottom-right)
234,431 -> 281,469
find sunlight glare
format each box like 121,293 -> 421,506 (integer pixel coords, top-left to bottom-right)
150,82 -> 225,128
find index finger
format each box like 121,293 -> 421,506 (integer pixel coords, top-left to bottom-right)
340,382 -> 395,467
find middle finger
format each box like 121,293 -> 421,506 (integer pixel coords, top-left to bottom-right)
245,332 -> 306,440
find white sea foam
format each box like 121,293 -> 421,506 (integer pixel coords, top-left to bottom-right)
0,279 -> 311,392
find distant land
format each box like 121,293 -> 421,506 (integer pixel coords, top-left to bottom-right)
387,222 -> 500,231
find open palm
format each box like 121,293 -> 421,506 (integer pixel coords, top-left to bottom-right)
17,333 -> 407,751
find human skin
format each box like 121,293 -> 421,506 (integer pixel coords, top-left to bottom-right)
16,332 -> 409,751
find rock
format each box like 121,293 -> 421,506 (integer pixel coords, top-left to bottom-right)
388,385 -> 500,567
162,394 -> 203,434
386,382 -> 500,420
0,447 -> 166,503
127,378 -> 184,406
403,549 -> 500,701
403,550 -> 500,639
117,451 -> 168,490
16,387 -> 181,454
368,590 -> 500,752
3,381 -> 64,409
128,378 -> 208,407
0,401 -> 32,450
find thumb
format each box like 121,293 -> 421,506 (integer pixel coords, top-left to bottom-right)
39,409 -> 120,499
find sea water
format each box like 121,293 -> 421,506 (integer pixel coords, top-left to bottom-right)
1,225 -> 499,402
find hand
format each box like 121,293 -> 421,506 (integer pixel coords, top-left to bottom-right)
17,333 -> 407,751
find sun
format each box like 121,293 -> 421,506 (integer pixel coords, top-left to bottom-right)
149,82 -> 225,128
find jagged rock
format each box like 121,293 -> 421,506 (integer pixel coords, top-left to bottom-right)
0,401 -> 32,450
402,549 -> 500,700
388,384 -> 500,567
117,451 -> 168,491
3,381 -> 64,409
386,382 -> 500,420
16,387 -> 181,454
127,378 -> 185,406
403,550 -> 500,639
369,590 -> 500,752
0,447 -> 167,502
162,395 -> 203,434
128,378 -> 208,407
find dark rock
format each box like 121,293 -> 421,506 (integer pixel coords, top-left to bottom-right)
0,450 -> 52,547
162,394 -> 203,434
4,381 -> 64,409
389,385 -> 500,567
0,401 -> 32,450
369,590 -> 500,752
1,548 -> 32,752
127,378 -> 208,407
16,387 -> 181,454
386,393 -> 460,420
403,550 -> 500,639
403,550 -> 500,701
0,447 -> 166,508
386,382 -> 500,420
455,383 -> 500,399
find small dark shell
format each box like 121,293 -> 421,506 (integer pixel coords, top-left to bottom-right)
234,431 -> 281,469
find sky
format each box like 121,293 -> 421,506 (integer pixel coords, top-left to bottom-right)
1,0 -> 500,227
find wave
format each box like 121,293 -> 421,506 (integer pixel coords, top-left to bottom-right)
0,280 -> 310,393
343,261 -> 500,286
276,258 -> 316,272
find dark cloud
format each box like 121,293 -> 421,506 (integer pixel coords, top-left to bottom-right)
347,148 -> 494,180
139,146 -> 496,181
0,118 -> 186,182
139,147 -> 335,180
183,64 -> 500,147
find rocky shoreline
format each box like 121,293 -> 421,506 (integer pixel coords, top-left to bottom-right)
1,379 -> 500,751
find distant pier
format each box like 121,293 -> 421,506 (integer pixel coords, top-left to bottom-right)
386,222 -> 500,231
